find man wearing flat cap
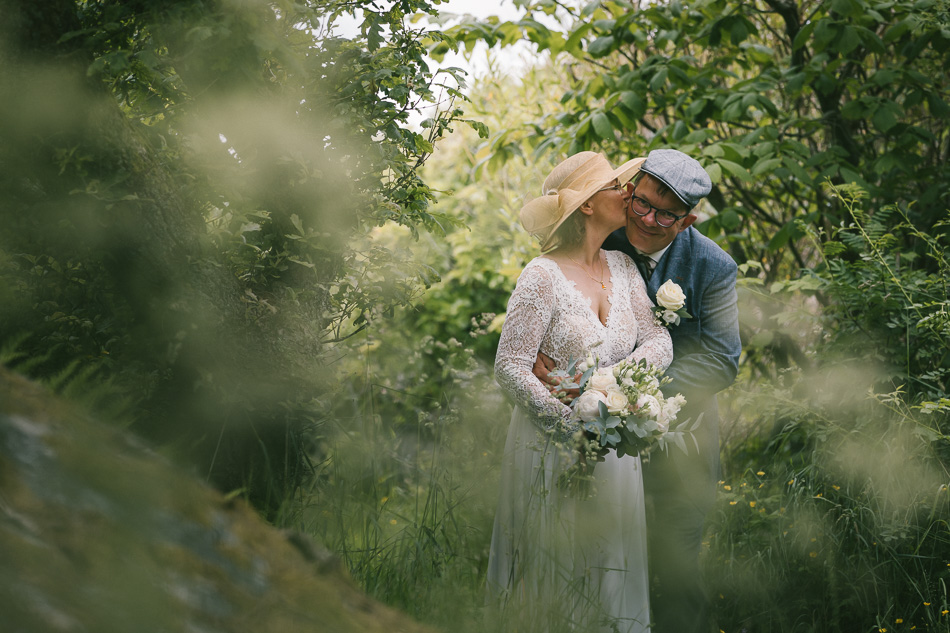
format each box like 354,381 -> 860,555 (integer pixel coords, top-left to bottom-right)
607,148 -> 741,633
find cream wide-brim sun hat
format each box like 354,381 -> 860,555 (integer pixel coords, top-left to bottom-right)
520,152 -> 646,252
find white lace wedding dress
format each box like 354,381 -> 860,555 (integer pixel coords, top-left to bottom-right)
486,250 -> 672,633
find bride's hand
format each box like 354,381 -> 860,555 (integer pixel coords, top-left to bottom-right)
534,352 -> 581,403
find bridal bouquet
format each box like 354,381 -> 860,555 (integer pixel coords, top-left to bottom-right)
550,356 -> 697,493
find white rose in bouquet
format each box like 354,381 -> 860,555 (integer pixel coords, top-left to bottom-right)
656,394 -> 687,433
604,387 -> 629,415
635,393 -> 661,418
643,375 -> 661,392
588,367 -> 618,392
656,280 -> 686,311
573,390 -> 608,422
559,357 -> 695,493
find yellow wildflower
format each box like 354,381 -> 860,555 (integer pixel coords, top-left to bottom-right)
749,501 -> 756,508
756,470 -> 765,476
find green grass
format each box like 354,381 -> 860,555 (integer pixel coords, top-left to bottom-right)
296,365 -> 506,631
292,367 -> 950,633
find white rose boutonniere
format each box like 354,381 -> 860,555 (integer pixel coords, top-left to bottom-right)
652,279 -> 692,328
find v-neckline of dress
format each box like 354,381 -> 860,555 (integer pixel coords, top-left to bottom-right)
542,251 -> 616,329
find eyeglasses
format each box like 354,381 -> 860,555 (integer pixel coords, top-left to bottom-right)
595,183 -> 624,194
630,193 -> 687,228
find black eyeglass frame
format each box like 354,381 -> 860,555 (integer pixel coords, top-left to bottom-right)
629,189 -> 688,228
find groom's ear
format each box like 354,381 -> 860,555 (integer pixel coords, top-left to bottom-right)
678,213 -> 698,233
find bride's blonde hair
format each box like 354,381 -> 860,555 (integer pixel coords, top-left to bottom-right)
546,208 -> 587,252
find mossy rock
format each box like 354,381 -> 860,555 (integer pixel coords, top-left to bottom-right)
0,366 -> 434,633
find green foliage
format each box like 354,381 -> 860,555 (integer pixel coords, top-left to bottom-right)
0,0 -> 480,518
316,64 -> 567,438
447,0 -> 950,283
709,189 -> 950,630
802,183 -> 950,401
709,372 -> 950,631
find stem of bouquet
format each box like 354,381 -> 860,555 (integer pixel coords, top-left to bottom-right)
557,431 -> 607,498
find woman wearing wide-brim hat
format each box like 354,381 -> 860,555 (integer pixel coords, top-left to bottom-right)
486,151 -> 673,632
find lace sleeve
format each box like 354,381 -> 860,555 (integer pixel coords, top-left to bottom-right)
623,257 -> 673,372
494,263 -> 576,437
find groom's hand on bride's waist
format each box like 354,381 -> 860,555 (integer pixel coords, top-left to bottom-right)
533,352 -> 580,404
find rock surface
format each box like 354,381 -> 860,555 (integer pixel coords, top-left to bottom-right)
0,366 -> 433,633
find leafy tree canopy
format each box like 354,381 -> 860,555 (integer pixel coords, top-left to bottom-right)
0,0 -> 484,515
444,0 -> 950,280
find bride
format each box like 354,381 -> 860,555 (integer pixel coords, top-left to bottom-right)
486,152 -> 673,633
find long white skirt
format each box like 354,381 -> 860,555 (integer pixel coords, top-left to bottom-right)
486,407 -> 651,633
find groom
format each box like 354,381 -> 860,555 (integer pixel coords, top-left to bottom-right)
535,149 -> 741,633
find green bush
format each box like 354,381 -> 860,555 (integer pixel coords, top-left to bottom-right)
708,187 -> 950,631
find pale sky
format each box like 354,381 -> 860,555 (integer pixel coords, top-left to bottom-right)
333,0 -> 541,81
437,0 -> 523,21
331,0 -> 554,126
428,0 -> 538,80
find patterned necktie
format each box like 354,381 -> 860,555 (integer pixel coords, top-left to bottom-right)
631,251 -> 653,281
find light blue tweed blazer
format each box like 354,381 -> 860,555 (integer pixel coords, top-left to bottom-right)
604,226 -> 741,505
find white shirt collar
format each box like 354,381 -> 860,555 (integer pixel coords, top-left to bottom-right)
635,243 -> 672,267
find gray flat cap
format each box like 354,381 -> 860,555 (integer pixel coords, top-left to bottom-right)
639,149 -> 712,209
